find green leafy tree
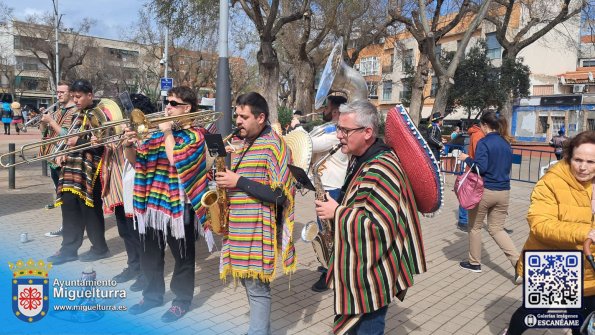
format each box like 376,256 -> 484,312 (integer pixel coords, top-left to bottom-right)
448,42 -> 529,120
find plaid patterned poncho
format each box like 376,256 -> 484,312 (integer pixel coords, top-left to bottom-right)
55,108 -> 103,208
133,127 -> 207,239
220,128 -> 296,282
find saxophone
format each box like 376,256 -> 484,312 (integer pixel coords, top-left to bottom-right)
301,143 -> 343,267
201,128 -> 240,236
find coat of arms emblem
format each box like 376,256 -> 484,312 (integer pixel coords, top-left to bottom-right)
8,259 -> 52,322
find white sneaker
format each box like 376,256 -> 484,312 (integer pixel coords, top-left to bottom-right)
45,227 -> 63,237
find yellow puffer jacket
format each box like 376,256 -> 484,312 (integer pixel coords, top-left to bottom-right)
517,160 -> 595,296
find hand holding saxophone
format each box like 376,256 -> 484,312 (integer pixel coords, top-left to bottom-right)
315,192 -> 338,220
215,169 -> 240,189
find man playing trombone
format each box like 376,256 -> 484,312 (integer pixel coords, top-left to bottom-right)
41,80 -> 76,228
46,79 -> 110,265
123,86 -> 208,322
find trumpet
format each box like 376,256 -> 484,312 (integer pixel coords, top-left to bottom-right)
0,108 -> 222,168
18,102 -> 60,133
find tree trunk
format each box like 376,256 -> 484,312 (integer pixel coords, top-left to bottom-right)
293,59 -> 315,114
500,53 -> 518,131
431,76 -> 453,116
409,53 -> 430,125
257,40 -> 280,123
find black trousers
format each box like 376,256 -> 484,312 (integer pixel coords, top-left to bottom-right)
114,205 -> 141,271
59,182 -> 108,256
507,295 -> 595,335
141,205 -> 196,308
50,166 -> 61,190
3,123 -> 9,134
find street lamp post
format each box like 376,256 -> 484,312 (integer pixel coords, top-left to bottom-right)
215,0 -> 231,143
52,0 -> 59,95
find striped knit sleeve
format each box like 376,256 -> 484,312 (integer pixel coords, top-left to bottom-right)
173,128 -> 207,223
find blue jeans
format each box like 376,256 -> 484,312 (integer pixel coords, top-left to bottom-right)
458,206 -> 468,225
347,305 -> 389,335
241,278 -> 271,335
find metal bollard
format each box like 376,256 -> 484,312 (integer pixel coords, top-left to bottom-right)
8,143 -> 15,189
41,160 -> 48,177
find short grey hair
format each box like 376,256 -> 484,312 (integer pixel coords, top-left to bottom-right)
339,100 -> 380,136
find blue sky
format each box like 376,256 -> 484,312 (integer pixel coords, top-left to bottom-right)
2,0 -> 146,40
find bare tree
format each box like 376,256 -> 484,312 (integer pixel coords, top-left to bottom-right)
0,53 -> 26,100
485,0 -> 585,121
277,0 -> 340,114
388,0 -> 492,124
14,14 -> 96,89
232,0 -> 311,122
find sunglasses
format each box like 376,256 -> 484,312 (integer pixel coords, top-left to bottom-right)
166,100 -> 189,107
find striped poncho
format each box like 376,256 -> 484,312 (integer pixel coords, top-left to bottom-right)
133,127 -> 207,239
100,144 -> 127,215
55,108 -> 103,208
220,128 -> 296,282
329,150 -> 426,335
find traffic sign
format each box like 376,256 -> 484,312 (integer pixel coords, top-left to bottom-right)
160,78 -> 173,91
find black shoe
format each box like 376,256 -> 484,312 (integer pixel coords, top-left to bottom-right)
459,261 -> 482,273
47,251 -> 78,265
457,222 -> 468,232
79,250 -> 111,262
45,203 -> 56,210
504,228 -> 513,234
161,305 -> 188,323
113,267 -> 140,283
312,272 -> 329,292
130,274 -> 147,292
129,299 -> 162,315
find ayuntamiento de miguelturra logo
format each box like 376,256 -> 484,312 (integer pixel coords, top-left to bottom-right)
9,259 -> 52,322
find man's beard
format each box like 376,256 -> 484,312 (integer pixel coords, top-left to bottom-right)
322,111 -> 332,122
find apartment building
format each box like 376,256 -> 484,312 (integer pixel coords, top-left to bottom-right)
0,20 -> 246,110
351,4 -> 581,142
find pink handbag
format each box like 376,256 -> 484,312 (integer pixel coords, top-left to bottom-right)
454,164 -> 484,210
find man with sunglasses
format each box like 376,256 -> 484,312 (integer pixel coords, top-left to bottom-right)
123,86 -> 208,323
316,101 -> 426,335
46,79 -> 110,265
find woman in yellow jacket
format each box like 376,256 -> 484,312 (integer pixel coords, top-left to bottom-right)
504,131 -> 595,335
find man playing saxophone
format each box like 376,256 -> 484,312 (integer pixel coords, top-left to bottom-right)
316,101 -> 426,335
304,95 -> 348,292
215,92 -> 296,335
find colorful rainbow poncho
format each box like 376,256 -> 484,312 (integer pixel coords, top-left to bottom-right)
133,127 -> 207,239
220,128 -> 296,282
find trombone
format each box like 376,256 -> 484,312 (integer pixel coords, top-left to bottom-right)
18,102 -> 60,133
0,108 -> 221,168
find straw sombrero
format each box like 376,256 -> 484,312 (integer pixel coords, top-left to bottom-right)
283,127 -> 313,172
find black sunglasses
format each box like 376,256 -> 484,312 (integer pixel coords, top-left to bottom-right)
166,100 -> 189,107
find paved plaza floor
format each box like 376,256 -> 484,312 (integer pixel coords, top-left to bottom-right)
0,130 -> 572,334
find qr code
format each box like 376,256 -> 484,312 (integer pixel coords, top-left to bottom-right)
524,251 -> 582,309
